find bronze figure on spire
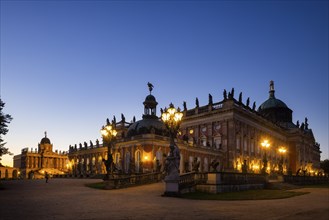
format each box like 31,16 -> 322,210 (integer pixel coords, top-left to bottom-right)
147,82 -> 154,94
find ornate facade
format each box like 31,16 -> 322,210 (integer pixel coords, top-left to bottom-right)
13,132 -> 69,178
67,81 -> 321,176
181,81 -> 321,174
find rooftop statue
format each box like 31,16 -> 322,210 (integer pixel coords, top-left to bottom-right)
195,97 -> 199,108
231,88 -> 235,98
239,92 -> 242,103
208,94 -> 213,105
305,117 -> 309,129
183,101 -> 187,111
246,97 -> 250,107
121,113 -> 125,123
252,102 -> 256,111
147,82 -> 154,94
223,89 -> 227,100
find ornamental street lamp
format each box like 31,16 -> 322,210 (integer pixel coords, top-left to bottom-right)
261,139 -> 270,174
161,103 -> 183,196
161,103 -> 184,147
278,147 -> 287,175
100,121 -> 117,180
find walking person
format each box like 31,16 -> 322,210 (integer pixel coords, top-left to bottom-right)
45,172 -> 49,183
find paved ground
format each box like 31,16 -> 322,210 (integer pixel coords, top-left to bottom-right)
0,178 -> 328,220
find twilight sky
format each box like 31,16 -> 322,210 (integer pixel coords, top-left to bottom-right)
0,0 -> 328,166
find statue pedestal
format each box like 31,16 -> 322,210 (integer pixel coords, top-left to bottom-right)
163,179 -> 180,197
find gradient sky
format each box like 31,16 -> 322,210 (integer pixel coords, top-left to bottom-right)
1,0 -> 328,166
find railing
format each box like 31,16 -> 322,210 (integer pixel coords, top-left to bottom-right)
217,172 -> 266,185
284,175 -> 329,185
185,102 -> 224,117
179,172 -> 207,190
104,172 -> 163,189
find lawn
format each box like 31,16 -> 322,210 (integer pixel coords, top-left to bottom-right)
85,181 -> 328,200
85,182 -> 107,190
181,189 -> 309,200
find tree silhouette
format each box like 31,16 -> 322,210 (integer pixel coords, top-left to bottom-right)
0,99 -> 13,163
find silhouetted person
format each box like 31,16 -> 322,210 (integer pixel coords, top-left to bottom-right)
45,172 -> 49,183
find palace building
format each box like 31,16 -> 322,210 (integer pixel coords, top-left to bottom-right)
66,81 -> 322,176
13,132 -> 69,178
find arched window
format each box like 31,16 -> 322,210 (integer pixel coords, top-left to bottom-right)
204,158 -> 209,172
214,135 -> 222,149
115,153 -> 121,170
13,170 -> 18,179
125,152 -> 131,173
114,153 -> 120,164
244,139 -> 248,152
156,150 -> 163,162
236,137 -> 240,150
189,156 -> 194,171
201,137 -> 207,147
86,158 -> 90,171
135,150 -> 141,173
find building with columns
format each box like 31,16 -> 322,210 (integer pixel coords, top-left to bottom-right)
13,132 -> 69,178
180,81 -> 321,174
67,81 -> 321,176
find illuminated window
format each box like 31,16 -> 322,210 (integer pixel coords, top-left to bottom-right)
236,137 -> 240,150
244,139 -> 248,151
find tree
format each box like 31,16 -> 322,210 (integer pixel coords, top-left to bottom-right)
320,159 -> 329,175
0,98 -> 13,162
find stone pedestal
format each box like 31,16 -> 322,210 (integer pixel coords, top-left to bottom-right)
207,173 -> 221,184
163,179 -> 180,197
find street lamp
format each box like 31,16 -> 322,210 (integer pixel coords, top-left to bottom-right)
261,139 -> 270,174
161,103 -> 183,196
161,103 -> 184,146
100,121 -> 117,180
161,103 -> 183,162
278,147 -> 286,174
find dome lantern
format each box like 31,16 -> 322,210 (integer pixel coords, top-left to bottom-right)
143,82 -> 158,119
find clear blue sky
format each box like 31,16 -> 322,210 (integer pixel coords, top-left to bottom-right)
1,0 -> 328,166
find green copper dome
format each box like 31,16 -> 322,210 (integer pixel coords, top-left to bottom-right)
258,81 -> 292,123
40,132 -> 51,144
258,97 -> 288,110
258,81 -> 288,111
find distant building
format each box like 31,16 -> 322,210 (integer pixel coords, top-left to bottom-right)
67,81 -> 321,176
13,132 -> 69,179
0,165 -> 19,179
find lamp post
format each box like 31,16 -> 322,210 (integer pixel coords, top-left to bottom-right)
278,147 -> 286,175
161,103 -> 184,148
161,103 -> 183,196
100,121 -> 117,180
261,139 -> 270,174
